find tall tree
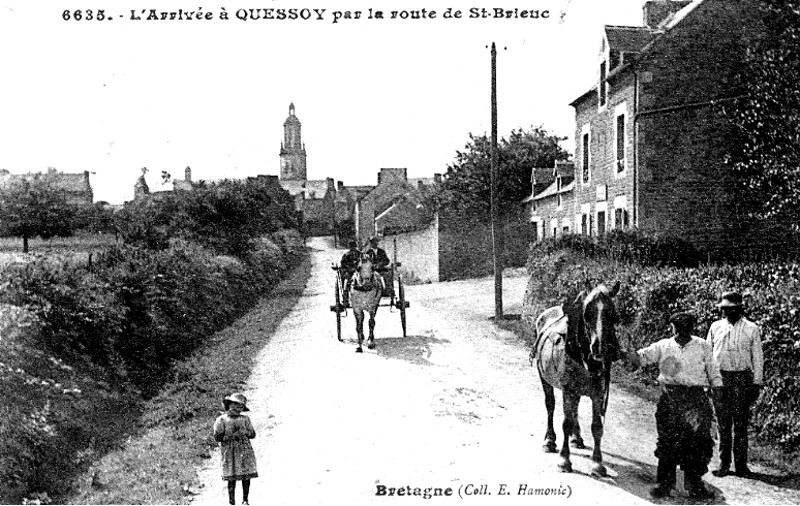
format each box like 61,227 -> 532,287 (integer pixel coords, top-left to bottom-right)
0,173 -> 78,252
725,0 -> 800,226
437,126 -> 569,219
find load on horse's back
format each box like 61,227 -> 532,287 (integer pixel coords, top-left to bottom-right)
532,282 -> 621,476
348,254 -> 385,353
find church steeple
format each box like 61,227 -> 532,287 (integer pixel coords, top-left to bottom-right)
280,103 -> 307,180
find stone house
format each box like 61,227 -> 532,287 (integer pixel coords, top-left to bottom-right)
526,0 -> 766,256
354,168 -> 439,246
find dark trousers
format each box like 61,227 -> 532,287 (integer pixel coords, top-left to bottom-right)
714,370 -> 754,471
654,386 -> 714,489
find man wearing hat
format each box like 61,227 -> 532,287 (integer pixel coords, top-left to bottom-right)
340,240 -> 361,306
626,311 -> 721,499
364,236 -> 390,272
706,291 -> 764,478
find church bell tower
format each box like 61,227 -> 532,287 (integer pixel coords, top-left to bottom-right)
279,103 -> 307,181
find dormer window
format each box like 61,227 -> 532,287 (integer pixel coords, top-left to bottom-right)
599,61 -> 607,107
556,176 -> 563,208
609,50 -> 621,70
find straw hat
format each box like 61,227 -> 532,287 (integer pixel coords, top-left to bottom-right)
223,392 -> 250,411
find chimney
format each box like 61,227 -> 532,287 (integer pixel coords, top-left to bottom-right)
185,166 -> 192,182
434,173 -> 442,184
378,168 -> 407,184
326,177 -> 335,191
337,181 -> 344,192
642,0 -> 691,29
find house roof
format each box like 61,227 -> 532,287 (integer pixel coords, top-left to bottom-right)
279,179 -> 332,200
0,170 -> 91,194
532,179 -> 575,201
407,177 -> 436,188
375,196 -> 433,234
571,0 -> 707,107
605,25 -> 658,53
173,179 -> 193,191
554,161 -> 575,179
532,167 -> 555,185
337,185 -> 374,203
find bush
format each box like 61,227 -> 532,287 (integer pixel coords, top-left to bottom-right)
529,229 -> 703,268
523,247 -> 800,450
116,179 -> 299,258
0,229 -> 305,503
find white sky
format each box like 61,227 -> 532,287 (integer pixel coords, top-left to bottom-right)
0,0 -> 646,204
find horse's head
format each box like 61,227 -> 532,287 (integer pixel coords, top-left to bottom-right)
357,254 -> 374,278
563,281 -> 620,370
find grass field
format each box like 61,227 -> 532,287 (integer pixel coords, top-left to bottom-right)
0,232 -> 118,266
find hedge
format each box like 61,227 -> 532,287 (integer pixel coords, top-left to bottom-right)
0,230 -> 304,503
523,247 -> 800,451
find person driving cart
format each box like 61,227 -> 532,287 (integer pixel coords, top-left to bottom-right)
340,240 -> 361,306
364,236 -> 390,272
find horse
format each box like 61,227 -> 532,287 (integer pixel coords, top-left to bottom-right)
348,255 -> 385,353
532,282 -> 621,476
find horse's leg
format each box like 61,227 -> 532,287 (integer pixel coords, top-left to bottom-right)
571,397 -> 586,449
539,373 -> 557,453
367,305 -> 377,349
589,393 -> 607,477
558,391 -> 579,472
354,310 -> 364,353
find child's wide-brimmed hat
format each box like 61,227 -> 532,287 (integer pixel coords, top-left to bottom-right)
223,392 -> 250,411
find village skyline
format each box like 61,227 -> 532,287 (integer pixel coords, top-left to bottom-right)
1,0 -> 648,204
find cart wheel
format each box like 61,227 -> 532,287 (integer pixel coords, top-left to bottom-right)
398,275 -> 407,337
334,279 -> 343,342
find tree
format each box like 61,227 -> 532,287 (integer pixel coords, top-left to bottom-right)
116,177 -> 299,256
436,126 -> 569,220
0,173 -> 78,252
725,0 -> 800,226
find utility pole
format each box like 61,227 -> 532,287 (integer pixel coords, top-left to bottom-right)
490,42 -> 504,318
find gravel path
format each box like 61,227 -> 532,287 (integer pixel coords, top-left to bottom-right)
192,238 -> 799,505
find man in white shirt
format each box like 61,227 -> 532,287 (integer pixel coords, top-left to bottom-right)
627,312 -> 722,500
706,291 -> 764,478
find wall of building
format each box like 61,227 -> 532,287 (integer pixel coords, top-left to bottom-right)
573,71 -> 636,235
635,0 -> 764,254
302,195 -> 335,236
531,192 -> 576,239
384,216 -> 439,283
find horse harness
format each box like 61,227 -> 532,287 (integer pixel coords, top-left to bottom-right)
351,271 -> 382,292
534,310 -> 612,418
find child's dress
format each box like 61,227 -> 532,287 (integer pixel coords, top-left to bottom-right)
213,411 -> 258,480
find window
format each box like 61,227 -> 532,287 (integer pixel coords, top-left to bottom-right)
616,113 -> 625,173
597,210 -> 606,237
614,208 -> 629,229
599,61 -> 607,108
582,132 -> 590,184
581,214 -> 588,235
556,176 -> 562,209
609,50 -> 620,69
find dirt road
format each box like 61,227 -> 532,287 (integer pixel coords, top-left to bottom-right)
192,238 -> 798,505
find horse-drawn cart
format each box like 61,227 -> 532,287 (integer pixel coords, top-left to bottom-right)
330,260 -> 409,342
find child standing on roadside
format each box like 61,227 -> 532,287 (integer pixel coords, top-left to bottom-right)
214,393 -> 258,505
